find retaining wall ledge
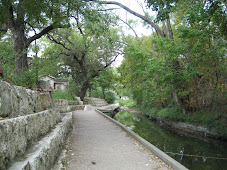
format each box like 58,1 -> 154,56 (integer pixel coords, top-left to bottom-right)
8,112 -> 73,170
0,108 -> 61,169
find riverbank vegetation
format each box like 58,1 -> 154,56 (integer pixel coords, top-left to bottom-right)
0,0 -> 226,137
116,0 -> 226,136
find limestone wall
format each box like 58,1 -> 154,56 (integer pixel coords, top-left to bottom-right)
0,108 -> 61,169
53,99 -> 69,106
53,99 -> 83,107
8,112 -> 73,170
58,105 -> 85,113
83,97 -> 108,107
0,80 -> 53,117
0,81 -> 84,169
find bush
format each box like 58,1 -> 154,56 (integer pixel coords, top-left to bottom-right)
105,90 -> 116,104
52,89 -> 75,100
90,87 -> 103,98
13,70 -> 36,88
90,87 -> 117,104
117,99 -> 136,108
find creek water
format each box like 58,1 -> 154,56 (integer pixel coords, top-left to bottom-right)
113,111 -> 227,170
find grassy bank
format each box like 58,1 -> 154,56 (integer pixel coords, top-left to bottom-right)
140,106 -> 227,137
117,99 -> 227,137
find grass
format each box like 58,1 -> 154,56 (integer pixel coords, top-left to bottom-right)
52,89 -> 75,101
61,157 -> 68,167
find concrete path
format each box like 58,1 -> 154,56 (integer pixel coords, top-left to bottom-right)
67,110 -> 170,170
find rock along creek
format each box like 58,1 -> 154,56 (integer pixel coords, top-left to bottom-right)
113,111 -> 227,170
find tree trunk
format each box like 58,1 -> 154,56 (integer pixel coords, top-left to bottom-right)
102,88 -> 106,99
79,81 -> 90,101
162,20 -> 167,36
12,25 -> 28,75
166,18 -> 174,39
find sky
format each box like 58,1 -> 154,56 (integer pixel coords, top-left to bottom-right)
107,0 -> 155,36
105,0 -> 156,67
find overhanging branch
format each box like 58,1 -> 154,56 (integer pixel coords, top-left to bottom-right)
88,0 -> 165,37
47,34 -> 72,52
26,24 -> 55,46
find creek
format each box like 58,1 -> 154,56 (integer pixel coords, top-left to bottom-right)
113,111 -> 227,170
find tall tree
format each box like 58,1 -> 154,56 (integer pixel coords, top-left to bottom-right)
93,0 -> 227,113
0,0 -> 76,75
45,8 -> 123,100
118,0 -> 226,114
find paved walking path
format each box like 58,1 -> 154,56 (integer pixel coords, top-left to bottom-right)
67,109 -> 170,170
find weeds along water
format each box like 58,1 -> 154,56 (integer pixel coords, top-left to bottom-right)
113,111 -> 227,170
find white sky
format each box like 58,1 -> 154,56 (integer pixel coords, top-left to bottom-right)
107,0 -> 156,67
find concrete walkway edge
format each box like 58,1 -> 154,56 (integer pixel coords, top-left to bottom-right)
95,109 -> 189,170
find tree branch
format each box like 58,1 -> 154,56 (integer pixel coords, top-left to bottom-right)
88,0 -> 165,37
166,18 -> 173,39
73,12 -> 88,62
25,22 -> 37,34
26,24 -> 55,46
119,18 -> 140,43
47,34 -> 72,52
97,7 -> 120,11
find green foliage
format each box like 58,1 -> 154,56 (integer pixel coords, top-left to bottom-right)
117,99 -> 136,109
13,70 -> 36,88
44,18 -> 122,99
89,87 -> 117,104
0,37 -> 15,80
61,157 -> 68,167
90,87 -> 103,99
141,105 -> 227,135
38,40 -> 64,78
119,36 -> 172,108
145,0 -> 177,21
120,0 -> 227,115
105,90 -> 116,104
52,89 -> 75,101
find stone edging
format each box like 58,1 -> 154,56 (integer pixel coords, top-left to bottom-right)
8,112 -> 73,170
95,109 -> 189,170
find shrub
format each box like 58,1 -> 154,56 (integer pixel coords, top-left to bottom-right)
117,99 -> 136,108
13,70 -> 36,88
52,89 -> 75,100
105,90 -> 116,104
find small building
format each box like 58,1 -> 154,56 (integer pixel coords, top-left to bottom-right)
54,79 -> 69,91
40,75 -> 69,91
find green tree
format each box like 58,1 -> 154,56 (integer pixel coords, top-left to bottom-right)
44,8 -> 123,100
0,36 -> 15,80
94,0 -> 227,114
91,68 -> 118,99
0,0 -> 81,75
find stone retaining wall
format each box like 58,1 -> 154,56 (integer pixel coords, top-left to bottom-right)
8,112 -> 73,170
58,105 -> 85,113
0,108 -> 61,169
83,97 -> 108,107
54,99 -> 83,107
0,80 -> 52,117
53,99 -> 69,106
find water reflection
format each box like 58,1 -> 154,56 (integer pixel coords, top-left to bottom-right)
114,111 -> 227,170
